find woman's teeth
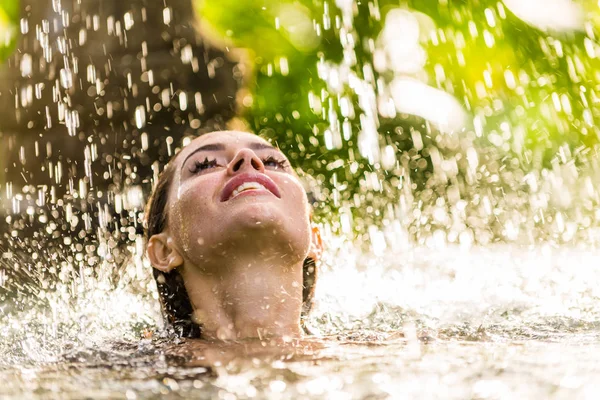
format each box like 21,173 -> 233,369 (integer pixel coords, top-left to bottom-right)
230,182 -> 268,199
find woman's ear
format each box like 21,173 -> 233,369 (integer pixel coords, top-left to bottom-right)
307,223 -> 323,263
147,233 -> 183,272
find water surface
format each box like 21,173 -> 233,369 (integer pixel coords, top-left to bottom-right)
2,244 -> 599,399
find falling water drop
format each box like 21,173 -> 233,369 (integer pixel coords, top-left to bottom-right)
134,106 -> 146,129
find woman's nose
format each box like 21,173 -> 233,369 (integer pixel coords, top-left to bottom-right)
227,149 -> 265,174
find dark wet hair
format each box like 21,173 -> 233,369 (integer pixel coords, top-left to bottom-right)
144,143 -> 318,338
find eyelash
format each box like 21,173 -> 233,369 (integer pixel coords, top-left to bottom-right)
262,156 -> 288,169
190,157 -> 219,173
189,156 -> 288,174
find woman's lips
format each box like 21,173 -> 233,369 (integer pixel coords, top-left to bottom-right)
220,173 -> 281,202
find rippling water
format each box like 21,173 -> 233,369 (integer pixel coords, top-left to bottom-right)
2,244 -> 600,399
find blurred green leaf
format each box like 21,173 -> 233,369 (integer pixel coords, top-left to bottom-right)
198,0 -> 600,234
0,0 -> 19,62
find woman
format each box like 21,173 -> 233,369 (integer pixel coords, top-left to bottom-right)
145,130 -> 323,340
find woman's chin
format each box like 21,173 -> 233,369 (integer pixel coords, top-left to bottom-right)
215,207 -> 310,257
225,201 -> 282,227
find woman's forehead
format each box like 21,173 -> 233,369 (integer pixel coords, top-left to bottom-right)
189,130 -> 270,148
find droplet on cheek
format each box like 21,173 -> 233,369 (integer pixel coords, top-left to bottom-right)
198,237 -> 205,245
192,309 -> 208,324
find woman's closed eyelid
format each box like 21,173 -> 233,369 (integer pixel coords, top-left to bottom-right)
262,155 -> 289,169
185,150 -> 289,173
188,157 -> 221,174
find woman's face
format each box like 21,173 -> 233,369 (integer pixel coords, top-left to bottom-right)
164,131 -> 312,268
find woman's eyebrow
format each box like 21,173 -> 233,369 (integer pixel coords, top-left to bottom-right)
248,142 -> 277,151
180,143 -> 225,169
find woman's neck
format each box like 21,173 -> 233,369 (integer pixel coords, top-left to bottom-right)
180,258 -> 304,340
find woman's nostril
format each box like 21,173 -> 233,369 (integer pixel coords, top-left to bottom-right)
233,158 -> 244,171
231,152 -> 262,172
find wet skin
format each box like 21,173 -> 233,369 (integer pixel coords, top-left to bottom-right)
147,131 -> 321,341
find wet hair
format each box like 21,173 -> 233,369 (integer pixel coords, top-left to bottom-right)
144,142 -> 318,338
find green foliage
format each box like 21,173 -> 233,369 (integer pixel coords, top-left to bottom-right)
0,0 -> 19,62
408,0 -> 600,165
198,0 -> 600,236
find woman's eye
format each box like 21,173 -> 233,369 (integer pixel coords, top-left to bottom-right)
189,158 -> 219,174
263,156 -> 288,170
